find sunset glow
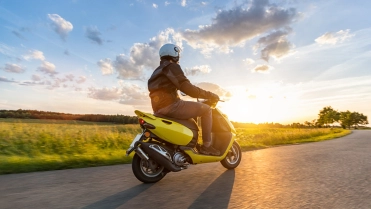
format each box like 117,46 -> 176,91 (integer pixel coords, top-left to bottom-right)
1,1 -> 370,125
219,85 -> 299,124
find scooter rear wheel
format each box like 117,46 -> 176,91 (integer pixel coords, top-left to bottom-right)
220,141 -> 242,169
132,153 -> 167,183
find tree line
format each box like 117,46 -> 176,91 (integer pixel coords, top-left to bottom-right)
314,106 -> 368,129
233,106 -> 368,129
0,109 -> 138,124
1,107 -> 368,128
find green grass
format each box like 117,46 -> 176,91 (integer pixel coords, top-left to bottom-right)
0,119 -> 140,174
236,127 -> 351,151
0,119 -> 351,174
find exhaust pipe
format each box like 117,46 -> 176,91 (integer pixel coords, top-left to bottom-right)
139,142 -> 181,172
134,147 -> 149,161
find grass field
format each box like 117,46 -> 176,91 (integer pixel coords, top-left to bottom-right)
0,118 -> 351,174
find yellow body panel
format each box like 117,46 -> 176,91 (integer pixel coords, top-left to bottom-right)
135,109 -> 237,164
214,108 -> 237,134
135,110 -> 193,146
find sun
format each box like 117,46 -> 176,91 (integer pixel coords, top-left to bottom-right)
218,86 -> 298,124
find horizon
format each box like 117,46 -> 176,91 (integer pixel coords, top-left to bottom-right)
1,108 -> 368,127
1,0 -> 370,125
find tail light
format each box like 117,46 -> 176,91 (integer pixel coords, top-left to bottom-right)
138,118 -> 156,129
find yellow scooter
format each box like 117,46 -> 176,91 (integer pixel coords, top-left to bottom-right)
126,99 -> 242,183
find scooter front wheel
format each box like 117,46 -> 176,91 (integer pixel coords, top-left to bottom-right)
132,153 -> 167,183
220,141 -> 242,169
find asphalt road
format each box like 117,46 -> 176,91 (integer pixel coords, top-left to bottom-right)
1,130 -> 370,209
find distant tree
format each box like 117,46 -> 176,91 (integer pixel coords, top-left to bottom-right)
339,111 -> 352,129
312,119 -> 322,128
291,122 -> 303,128
357,113 -> 369,128
339,111 -> 369,129
353,112 -> 368,128
318,106 -> 340,127
0,109 -> 138,124
304,121 -> 313,127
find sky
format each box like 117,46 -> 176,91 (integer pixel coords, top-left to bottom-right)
1,0 -> 370,125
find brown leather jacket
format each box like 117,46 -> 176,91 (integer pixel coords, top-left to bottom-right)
148,60 -> 218,112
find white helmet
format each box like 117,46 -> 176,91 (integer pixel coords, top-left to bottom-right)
159,43 -> 181,62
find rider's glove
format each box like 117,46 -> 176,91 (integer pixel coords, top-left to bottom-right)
209,92 -> 220,102
199,90 -> 219,101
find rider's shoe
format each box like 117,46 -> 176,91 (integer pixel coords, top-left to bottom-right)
200,145 -> 220,156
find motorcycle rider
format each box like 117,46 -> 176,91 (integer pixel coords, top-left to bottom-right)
147,43 -> 220,156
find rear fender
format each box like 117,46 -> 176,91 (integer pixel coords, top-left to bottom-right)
135,110 -> 194,146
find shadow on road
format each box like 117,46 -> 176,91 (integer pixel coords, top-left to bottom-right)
188,170 -> 235,209
82,183 -> 153,209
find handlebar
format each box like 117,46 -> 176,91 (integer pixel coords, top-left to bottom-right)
198,98 -> 223,108
180,91 -> 223,107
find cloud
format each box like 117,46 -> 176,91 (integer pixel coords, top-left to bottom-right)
56,77 -> 68,83
65,74 -> 74,81
23,50 -> 45,61
195,82 -> 232,98
107,25 -> 117,31
87,83 -> 148,105
184,65 -> 211,76
19,81 -> 38,86
243,58 -> 255,65
181,0 -> 299,55
261,40 -> 292,61
165,1 -> 170,6
0,76 -> 16,83
21,76 -> 70,88
16,73 -> 79,89
76,76 -> 86,84
47,14 -> 73,40
118,83 -> 149,105
0,43 -> 14,56
181,0 -> 187,7
45,78 -> 63,89
38,61 -> 57,76
11,27 -> 31,40
252,64 -> 273,73
254,29 -> 294,61
32,74 -> 42,81
85,26 -> 103,45
19,27 -> 30,32
315,29 -> 354,45
41,75 -> 81,89
97,58 -> 114,75
105,28 -> 182,80
114,54 -> 143,79
254,29 -> 290,49
12,30 -> 26,40
88,87 -> 121,101
3,63 -> 25,73
153,3 -> 158,8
